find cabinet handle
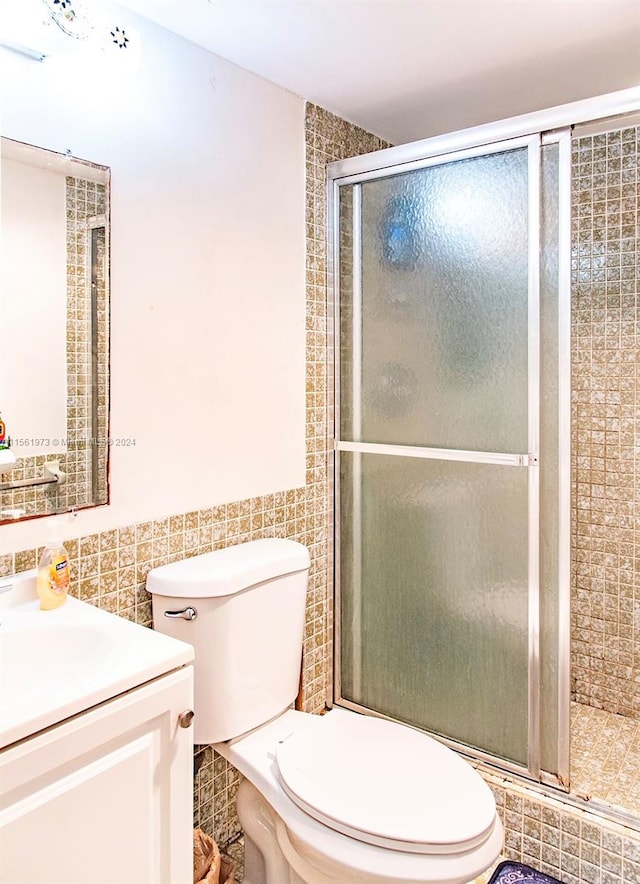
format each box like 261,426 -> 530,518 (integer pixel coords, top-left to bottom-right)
178,710 -> 195,729
164,607 -> 198,621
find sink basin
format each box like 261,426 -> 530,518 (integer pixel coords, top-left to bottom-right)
0,571 -> 194,749
0,623 -> 112,708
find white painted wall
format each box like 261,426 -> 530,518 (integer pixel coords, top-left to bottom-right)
1,158 -> 67,456
0,0 -> 306,552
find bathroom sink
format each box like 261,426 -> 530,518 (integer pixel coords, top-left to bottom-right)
0,623 -> 112,707
0,570 -> 194,749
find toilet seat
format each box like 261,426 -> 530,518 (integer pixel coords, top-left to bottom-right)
217,708 -> 504,883
276,709 -> 496,855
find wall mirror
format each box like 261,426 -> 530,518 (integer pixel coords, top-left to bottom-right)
0,137 -> 110,524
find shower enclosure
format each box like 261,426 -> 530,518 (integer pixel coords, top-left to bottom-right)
329,91 -> 639,795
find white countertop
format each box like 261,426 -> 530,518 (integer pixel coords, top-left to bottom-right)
0,571 -> 194,749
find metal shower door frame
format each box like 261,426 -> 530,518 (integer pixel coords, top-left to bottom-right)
329,130 -> 572,787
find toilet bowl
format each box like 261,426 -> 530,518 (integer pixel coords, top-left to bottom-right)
148,539 -> 503,884
217,708 -> 503,884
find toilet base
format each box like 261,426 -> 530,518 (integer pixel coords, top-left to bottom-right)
237,777 -> 502,884
216,710 -> 503,884
238,779 -> 305,884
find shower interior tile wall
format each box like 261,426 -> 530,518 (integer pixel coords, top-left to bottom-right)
4,111 -> 639,875
0,177 -> 109,518
571,126 -> 639,718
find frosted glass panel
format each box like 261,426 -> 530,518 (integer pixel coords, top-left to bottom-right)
340,148 -> 529,453
340,453 -> 529,766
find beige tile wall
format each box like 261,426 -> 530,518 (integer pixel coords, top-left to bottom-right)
1,454 -> 63,519
65,176 -> 109,510
485,773 -> 640,884
571,126 -> 639,718
304,103 -> 392,711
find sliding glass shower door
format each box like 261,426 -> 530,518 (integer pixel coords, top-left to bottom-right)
332,135 -> 569,783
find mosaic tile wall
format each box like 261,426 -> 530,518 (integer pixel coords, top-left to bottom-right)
94,221 -> 109,505
571,126 -> 639,718
65,177 -> 109,510
480,771 -> 640,884
304,103 -> 391,708
0,176 -> 109,520
0,454 -> 64,520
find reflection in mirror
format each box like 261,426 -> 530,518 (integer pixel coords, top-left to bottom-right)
0,138 -> 110,523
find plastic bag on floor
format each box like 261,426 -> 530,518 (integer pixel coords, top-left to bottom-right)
193,828 -> 235,884
194,828 -> 220,884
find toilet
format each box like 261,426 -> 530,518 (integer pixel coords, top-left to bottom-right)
148,539 -> 503,884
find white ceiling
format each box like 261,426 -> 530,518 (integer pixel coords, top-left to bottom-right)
117,0 -> 640,143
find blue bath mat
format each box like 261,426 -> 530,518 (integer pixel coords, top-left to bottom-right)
488,861 -> 563,884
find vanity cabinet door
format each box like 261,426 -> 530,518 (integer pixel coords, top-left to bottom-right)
0,666 -> 193,884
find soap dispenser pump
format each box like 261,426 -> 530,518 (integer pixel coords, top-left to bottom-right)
37,532 -> 70,610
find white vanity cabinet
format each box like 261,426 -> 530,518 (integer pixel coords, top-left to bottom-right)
0,666 -> 194,884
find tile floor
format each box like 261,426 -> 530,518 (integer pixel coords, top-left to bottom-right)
571,702 -> 640,817
224,838 -> 244,883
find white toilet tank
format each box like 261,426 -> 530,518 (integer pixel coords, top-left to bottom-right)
147,539 -> 310,744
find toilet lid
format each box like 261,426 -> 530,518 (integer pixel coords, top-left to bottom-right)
276,710 -> 497,854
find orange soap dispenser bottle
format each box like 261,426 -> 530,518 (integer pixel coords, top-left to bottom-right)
37,535 -> 70,610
